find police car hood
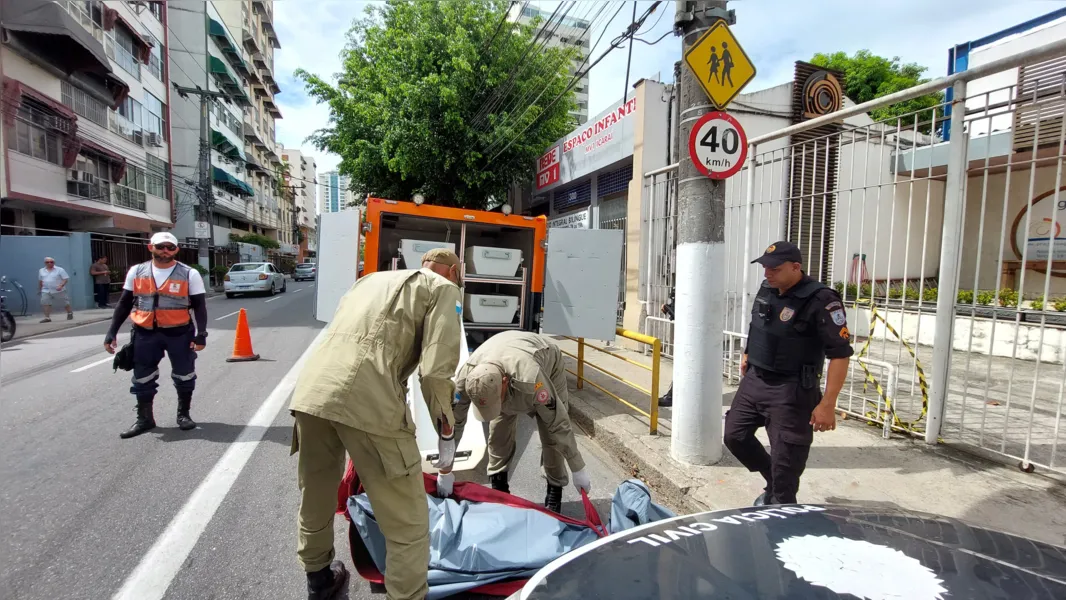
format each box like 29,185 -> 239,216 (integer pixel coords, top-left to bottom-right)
516,504 -> 1066,600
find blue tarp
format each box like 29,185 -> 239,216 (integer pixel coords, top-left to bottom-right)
348,478 -> 675,599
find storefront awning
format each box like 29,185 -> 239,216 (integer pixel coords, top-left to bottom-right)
212,166 -> 254,197
208,56 -> 251,107
211,129 -> 246,161
208,17 -> 249,75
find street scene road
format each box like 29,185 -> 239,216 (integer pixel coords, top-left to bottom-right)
0,282 -> 632,600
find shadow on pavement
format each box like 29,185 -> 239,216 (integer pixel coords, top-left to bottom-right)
153,422 -> 292,445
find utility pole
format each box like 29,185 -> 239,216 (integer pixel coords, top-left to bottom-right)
173,84 -> 230,271
671,0 -> 729,466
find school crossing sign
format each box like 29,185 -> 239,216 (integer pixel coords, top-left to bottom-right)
683,20 -> 756,110
688,111 -> 747,180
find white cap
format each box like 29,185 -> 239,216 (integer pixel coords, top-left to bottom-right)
150,231 -> 179,246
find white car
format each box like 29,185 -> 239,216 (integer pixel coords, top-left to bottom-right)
223,262 -> 287,298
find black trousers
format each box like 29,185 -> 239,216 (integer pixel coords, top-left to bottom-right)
723,367 -> 821,504
94,283 -> 110,307
129,325 -> 197,401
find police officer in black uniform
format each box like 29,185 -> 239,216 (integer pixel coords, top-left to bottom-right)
724,241 -> 853,506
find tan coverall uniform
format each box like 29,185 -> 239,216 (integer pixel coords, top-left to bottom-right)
289,268 -> 462,600
453,331 -> 585,487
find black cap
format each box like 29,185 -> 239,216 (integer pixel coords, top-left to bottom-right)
751,241 -> 803,267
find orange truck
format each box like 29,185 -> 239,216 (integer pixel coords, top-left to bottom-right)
360,197 -> 549,343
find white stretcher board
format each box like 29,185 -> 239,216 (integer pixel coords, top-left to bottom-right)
408,318 -> 486,473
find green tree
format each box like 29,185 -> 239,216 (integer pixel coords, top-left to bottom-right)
296,0 -> 577,209
810,50 -> 944,134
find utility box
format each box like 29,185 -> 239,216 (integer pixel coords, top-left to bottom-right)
464,246 -> 523,277
463,293 -> 519,324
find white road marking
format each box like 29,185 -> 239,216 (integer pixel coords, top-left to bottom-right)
264,296 -> 281,303
214,310 -> 240,321
111,328 -> 327,600
292,287 -> 303,293
70,355 -> 114,373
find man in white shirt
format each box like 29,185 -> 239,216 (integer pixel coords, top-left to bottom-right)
38,257 -> 72,323
103,232 -> 209,439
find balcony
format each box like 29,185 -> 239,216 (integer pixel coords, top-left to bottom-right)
261,69 -> 281,96
241,19 -> 262,55
262,96 -> 282,119
208,56 -> 251,107
208,17 -> 251,79
242,113 -> 268,150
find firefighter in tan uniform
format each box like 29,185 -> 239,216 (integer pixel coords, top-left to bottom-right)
289,248 -> 463,600
444,330 -> 590,513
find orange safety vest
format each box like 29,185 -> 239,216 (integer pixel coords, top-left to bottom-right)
130,261 -> 192,329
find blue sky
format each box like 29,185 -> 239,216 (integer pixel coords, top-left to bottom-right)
272,0 -> 1062,181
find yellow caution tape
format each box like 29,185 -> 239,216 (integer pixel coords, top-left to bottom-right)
851,300 -> 930,433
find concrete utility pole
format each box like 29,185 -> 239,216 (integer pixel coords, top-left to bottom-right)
173,84 -> 230,271
671,0 -> 729,466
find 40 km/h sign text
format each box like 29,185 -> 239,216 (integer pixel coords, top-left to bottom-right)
688,111 -> 748,180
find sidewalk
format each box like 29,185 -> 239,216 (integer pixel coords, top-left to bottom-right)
551,336 -> 1066,547
10,308 -> 114,340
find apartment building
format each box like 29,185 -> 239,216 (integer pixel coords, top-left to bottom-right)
317,170 -> 355,214
1,0 -> 174,235
508,4 -> 591,125
281,148 -> 317,260
168,0 -> 284,252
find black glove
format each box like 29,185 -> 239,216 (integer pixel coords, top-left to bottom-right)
193,333 -> 207,347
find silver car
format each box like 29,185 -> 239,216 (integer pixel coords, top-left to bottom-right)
224,262 -> 287,298
293,263 -> 317,282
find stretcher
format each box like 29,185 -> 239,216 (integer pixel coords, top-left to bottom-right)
336,462 -> 674,599
410,319 -> 486,473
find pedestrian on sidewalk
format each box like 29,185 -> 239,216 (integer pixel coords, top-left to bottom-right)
659,289 -> 675,407
38,257 -> 72,322
450,330 -> 590,513
288,248 -> 464,600
724,241 -> 852,506
90,255 -> 111,308
103,232 -> 208,439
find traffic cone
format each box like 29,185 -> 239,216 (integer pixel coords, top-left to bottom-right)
226,308 -> 260,362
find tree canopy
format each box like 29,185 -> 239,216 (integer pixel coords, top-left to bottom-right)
297,0 -> 578,209
810,50 -> 944,134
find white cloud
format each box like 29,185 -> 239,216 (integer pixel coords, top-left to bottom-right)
270,0 -> 1063,172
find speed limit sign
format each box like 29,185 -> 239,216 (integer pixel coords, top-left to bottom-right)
688,111 -> 748,180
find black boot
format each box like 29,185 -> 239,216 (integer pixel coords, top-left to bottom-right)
307,561 -> 349,600
120,400 -> 156,439
544,484 -> 563,513
490,471 -> 510,494
658,389 -> 673,408
176,394 -> 196,431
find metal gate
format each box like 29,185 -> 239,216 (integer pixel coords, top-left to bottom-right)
642,170 -> 678,356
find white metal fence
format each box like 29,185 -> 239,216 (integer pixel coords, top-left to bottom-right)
639,37 -> 1066,475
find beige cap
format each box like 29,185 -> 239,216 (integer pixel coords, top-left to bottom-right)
466,363 -> 504,422
421,248 -> 462,284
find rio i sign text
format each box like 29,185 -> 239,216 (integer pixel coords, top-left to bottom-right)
536,145 -> 560,190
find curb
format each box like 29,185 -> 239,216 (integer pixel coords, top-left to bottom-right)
566,379 -> 711,516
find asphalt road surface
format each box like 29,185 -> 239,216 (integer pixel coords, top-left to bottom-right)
0,282 -> 631,600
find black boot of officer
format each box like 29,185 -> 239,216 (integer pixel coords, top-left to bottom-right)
544,484 -> 563,513
307,560 -> 349,600
176,392 -> 196,430
490,471 -> 510,494
120,396 -> 156,439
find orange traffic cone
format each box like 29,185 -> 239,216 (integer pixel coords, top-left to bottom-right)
226,308 -> 260,362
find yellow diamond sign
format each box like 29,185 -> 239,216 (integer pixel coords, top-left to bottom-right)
683,20 -> 756,110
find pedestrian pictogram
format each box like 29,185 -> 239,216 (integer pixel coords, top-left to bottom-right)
683,20 -> 756,110
688,111 -> 748,180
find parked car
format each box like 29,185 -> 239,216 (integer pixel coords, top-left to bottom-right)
224,263 -> 286,298
293,262 -> 317,282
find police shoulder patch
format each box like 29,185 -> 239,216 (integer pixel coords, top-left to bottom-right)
839,326 -> 850,340
824,300 -> 842,311
779,306 -> 795,322
831,309 -> 846,326
535,388 -> 550,404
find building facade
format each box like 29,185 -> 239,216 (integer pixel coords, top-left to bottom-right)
317,170 -> 354,214
1,0 -> 174,235
508,4 -> 591,125
167,0 -> 284,256
281,147 -> 317,261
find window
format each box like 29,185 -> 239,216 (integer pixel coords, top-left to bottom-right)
147,32 -> 164,81
146,154 -> 168,198
67,154 -> 113,203
66,0 -> 105,40
61,82 -> 108,127
115,164 -> 147,211
148,1 -> 164,22
107,23 -> 142,80
214,102 -> 241,134
143,93 -> 166,140
5,102 -> 62,165
111,96 -> 144,145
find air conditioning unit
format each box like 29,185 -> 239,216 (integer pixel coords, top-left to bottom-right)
80,171 -> 97,184
133,130 -> 144,145
146,132 -> 163,147
68,169 -> 82,182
